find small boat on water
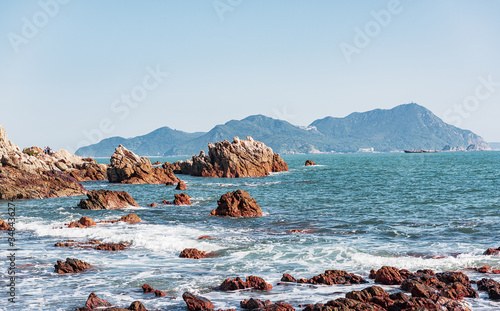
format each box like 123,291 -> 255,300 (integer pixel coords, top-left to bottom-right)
404,149 -> 438,153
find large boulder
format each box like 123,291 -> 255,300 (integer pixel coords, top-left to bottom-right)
210,189 -> 262,217
182,292 -> 215,311
174,137 -> 288,178
107,145 -> 180,184
78,190 -> 139,210
174,193 -> 192,205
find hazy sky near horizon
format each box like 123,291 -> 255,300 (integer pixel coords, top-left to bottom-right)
1,0 -> 499,152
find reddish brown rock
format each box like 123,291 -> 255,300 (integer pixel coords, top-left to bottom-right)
182,291 -> 215,311
78,189 -> 139,210
55,239 -> 101,248
0,166 -> 86,200
142,284 -> 155,293
162,200 -> 171,204
220,275 -> 272,291
305,160 -> 317,166
179,248 -> 209,259
484,247 -> 500,255
118,213 -> 142,224
67,217 -> 97,228
374,266 -> 407,285
293,270 -> 368,286
210,189 -> 262,217
477,278 -> 500,300
345,285 -> 388,302
94,242 -> 130,251
148,203 -> 157,207
176,180 -> 187,190
155,290 -> 166,297
128,301 -> 147,311
281,273 -> 297,283
69,159 -> 108,182
85,293 -> 112,309
107,145 -> 180,184
54,258 -> 92,274
0,217 -> 11,230
174,193 -> 192,205
240,298 -> 272,309
173,137 -> 288,178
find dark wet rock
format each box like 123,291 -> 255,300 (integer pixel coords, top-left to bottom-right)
345,285 -> 388,302
55,258 -> 92,274
484,247 -> 500,255
240,298 -> 272,309
107,145 -> 180,184
288,270 -> 367,286
94,242 -> 130,251
154,290 -> 166,297
172,137 -> 288,178
179,248 -> 209,259
182,291 -> 215,311
210,189 -> 262,217
78,189 -> 139,210
148,203 -> 157,207
174,193 -> 192,205
0,217 -> 11,230
128,301 -> 148,311
305,160 -> 317,166
220,275 -> 272,291
176,180 -> 187,190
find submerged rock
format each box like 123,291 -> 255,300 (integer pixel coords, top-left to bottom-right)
78,190 -> 139,210
210,189 -> 262,217
173,137 -> 288,178
107,145 -> 180,184
305,160 -> 317,166
174,193 -> 192,205
54,258 -> 92,274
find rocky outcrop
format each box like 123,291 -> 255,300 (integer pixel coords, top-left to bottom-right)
142,284 -> 167,297
78,190 -> 139,210
173,137 -> 288,178
174,193 -> 192,205
305,160 -> 317,166
68,158 -> 108,182
179,248 -> 211,259
182,292 -> 215,311
281,270 -> 367,285
0,125 -> 89,199
477,278 -> 500,300
220,275 -> 272,291
0,166 -> 86,200
54,258 -> 92,274
210,189 -> 262,217
85,293 -> 112,309
107,145 -> 180,184
176,180 -> 187,190
0,217 -> 11,230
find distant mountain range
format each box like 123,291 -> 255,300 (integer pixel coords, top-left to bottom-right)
75,103 -> 491,157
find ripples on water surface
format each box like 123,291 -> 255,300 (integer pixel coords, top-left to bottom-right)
1,152 -> 499,310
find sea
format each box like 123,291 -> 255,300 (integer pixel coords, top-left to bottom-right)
1,152 -> 499,310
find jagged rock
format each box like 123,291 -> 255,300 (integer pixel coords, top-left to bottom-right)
85,293 -> 112,309
179,248 -> 209,259
67,217 -> 97,228
484,247 -> 500,255
289,270 -> 367,285
107,145 -> 180,184
0,217 -> 11,230
174,193 -> 192,205
305,160 -> 317,166
54,258 -> 92,274
210,189 -> 262,217
182,292 -> 215,311
94,242 -> 130,251
281,273 -> 297,282
220,275 -> 272,291
173,137 -> 288,178
477,278 -> 500,300
373,266 -> 411,285
69,158 -> 108,182
240,298 -> 272,309
78,190 -> 139,210
176,180 -> 187,190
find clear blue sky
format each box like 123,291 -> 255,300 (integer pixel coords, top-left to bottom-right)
1,0 -> 499,152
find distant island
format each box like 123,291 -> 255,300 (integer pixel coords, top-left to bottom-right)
75,103 -> 491,157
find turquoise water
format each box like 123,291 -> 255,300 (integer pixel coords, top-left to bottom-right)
1,152 -> 500,310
